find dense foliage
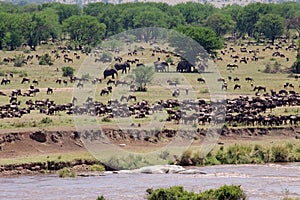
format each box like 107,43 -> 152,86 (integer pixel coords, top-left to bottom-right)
1,1 -> 300,51
146,185 -> 246,200
96,185 -> 246,200
177,143 -> 300,166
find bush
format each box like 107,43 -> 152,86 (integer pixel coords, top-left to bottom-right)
88,164 -> 105,172
101,117 -> 111,122
23,49 -> 31,54
39,53 -> 53,65
62,66 -> 75,77
99,51 -> 113,63
200,185 -> 247,200
146,185 -> 246,200
96,195 -> 106,200
40,117 -> 53,124
58,167 -> 76,178
13,54 -> 25,67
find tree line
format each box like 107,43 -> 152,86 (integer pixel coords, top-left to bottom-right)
0,1 -> 300,52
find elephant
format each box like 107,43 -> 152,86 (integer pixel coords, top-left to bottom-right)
103,68 -> 118,79
114,62 -> 130,74
154,61 -> 169,72
176,60 -> 194,72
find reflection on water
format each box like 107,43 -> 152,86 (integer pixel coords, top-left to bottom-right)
0,163 -> 299,200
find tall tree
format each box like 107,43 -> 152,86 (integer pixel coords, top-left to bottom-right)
287,15 -> 300,37
256,14 -> 285,45
237,3 -> 271,37
205,13 -> 235,37
63,15 -> 106,46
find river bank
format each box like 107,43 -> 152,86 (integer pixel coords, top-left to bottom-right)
0,126 -> 299,176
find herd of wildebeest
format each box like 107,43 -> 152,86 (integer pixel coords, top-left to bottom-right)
0,37 -> 300,128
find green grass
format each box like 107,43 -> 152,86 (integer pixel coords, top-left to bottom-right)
0,151 -> 94,165
0,39 -> 298,130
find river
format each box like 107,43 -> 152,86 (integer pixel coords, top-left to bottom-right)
0,163 -> 299,200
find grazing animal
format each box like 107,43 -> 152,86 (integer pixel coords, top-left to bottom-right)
77,82 -> 84,88
21,77 -> 30,84
172,89 -> 180,97
100,88 -> 110,96
222,83 -> 228,90
233,77 -> 240,82
47,87 -> 53,94
103,68 -> 118,79
245,77 -> 254,82
1,78 -> 10,85
114,62 -> 130,74
32,80 -> 39,85
234,84 -> 241,90
107,79 -> 116,86
253,86 -> 266,92
127,95 -> 137,102
197,77 -> 205,83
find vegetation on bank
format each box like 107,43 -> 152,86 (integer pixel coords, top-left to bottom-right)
177,143 -> 300,166
58,167 -> 76,178
96,185 -> 247,200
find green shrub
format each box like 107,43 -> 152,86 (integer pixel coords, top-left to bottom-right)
82,73 -> 90,79
88,164 -> 105,172
39,53 -> 53,65
62,66 -> 75,77
199,185 -> 246,200
58,167 -> 76,178
101,117 -> 111,122
23,49 -> 31,54
99,51 -> 113,63
40,117 -> 53,124
96,196 -> 106,200
13,54 -> 25,67
146,185 -> 246,200
271,146 -> 289,162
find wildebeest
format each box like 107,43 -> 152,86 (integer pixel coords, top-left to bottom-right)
127,95 -> 137,101
100,88 -> 110,96
32,80 -> 39,85
107,79 -> 116,86
0,91 -> 6,96
77,82 -> 84,88
245,77 -> 254,82
21,77 -> 30,84
234,84 -> 241,90
47,87 -> 53,94
197,77 -> 206,83
172,89 -> 180,97
1,78 -> 10,85
253,86 -> 266,92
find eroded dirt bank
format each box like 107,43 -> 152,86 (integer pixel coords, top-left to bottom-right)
0,126 -> 299,176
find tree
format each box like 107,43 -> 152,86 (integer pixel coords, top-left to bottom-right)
130,66 -> 154,91
174,2 -> 217,25
292,40 -> 300,73
287,15 -> 300,37
63,15 -> 106,46
62,66 -> 75,77
256,14 -> 285,45
205,13 -> 235,37
237,3 -> 271,37
171,25 -> 223,65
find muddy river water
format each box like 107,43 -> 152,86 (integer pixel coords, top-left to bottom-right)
0,163 -> 299,200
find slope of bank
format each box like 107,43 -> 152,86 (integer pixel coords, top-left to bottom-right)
0,126 -> 299,176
